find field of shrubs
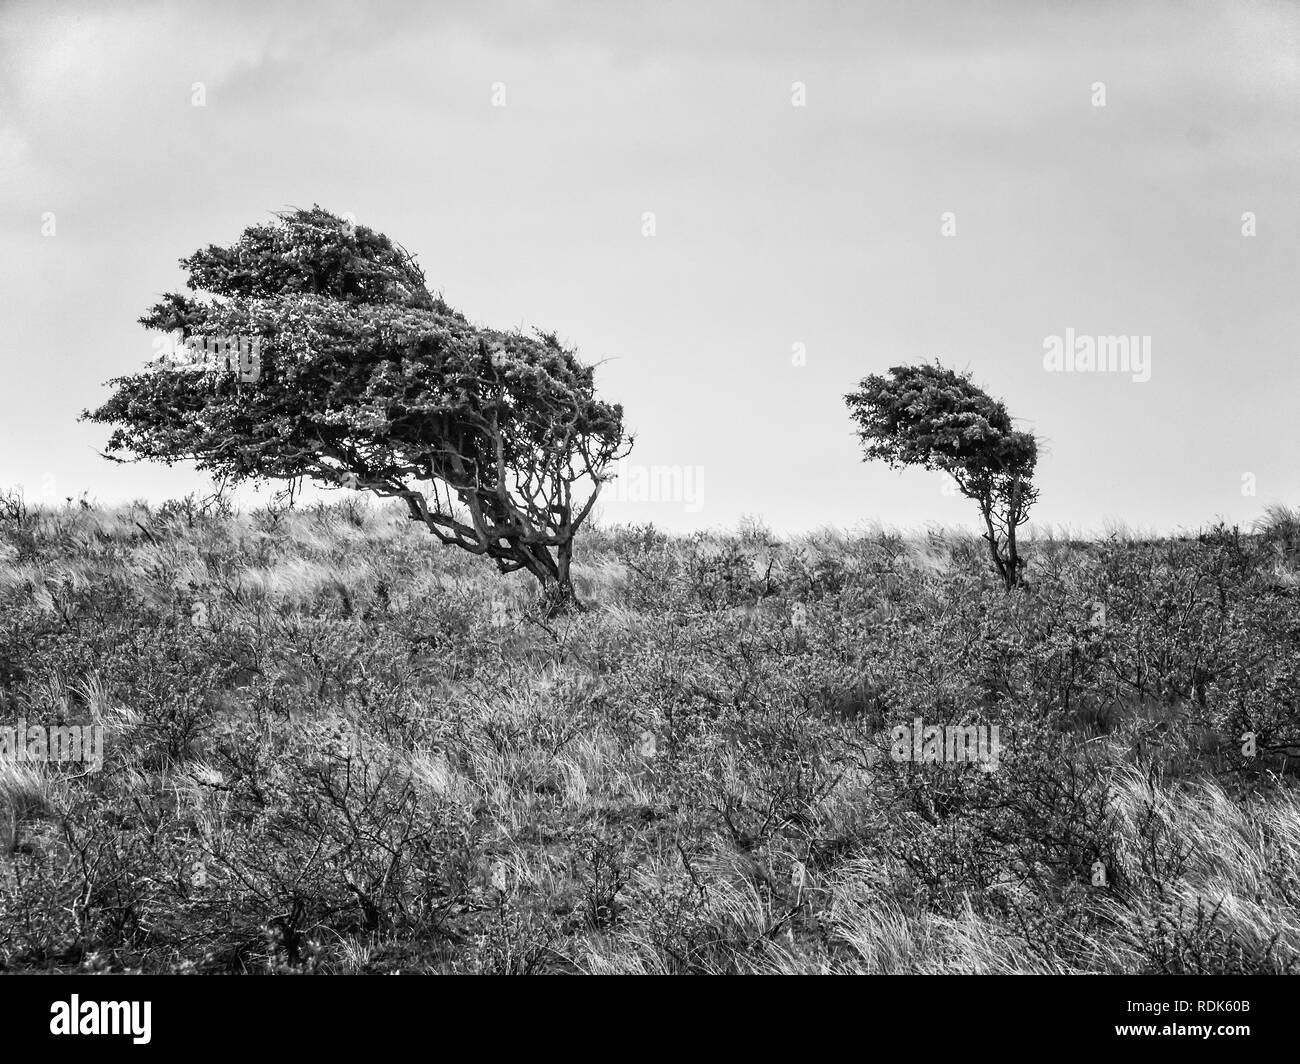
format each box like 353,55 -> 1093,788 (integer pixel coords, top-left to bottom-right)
1,491 -> 1298,973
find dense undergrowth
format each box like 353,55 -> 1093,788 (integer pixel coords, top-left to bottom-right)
1,491 -> 1298,973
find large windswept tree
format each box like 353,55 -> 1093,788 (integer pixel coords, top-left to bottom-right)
846,362 -> 1039,589
83,206 -> 632,612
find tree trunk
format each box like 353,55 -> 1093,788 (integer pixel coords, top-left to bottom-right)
979,504 -> 1013,591
1004,475 -> 1026,589
1005,521 -> 1021,589
539,539 -> 585,616
537,574 -> 584,617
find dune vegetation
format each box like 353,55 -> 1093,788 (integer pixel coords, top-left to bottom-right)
1,490 -> 1298,973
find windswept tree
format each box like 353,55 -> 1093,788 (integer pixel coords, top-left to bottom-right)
83,206 -> 632,612
845,362 -> 1039,589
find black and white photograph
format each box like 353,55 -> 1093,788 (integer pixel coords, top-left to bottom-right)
0,0 -> 1295,1047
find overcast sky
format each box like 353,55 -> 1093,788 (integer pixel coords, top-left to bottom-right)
2,0 -> 1297,535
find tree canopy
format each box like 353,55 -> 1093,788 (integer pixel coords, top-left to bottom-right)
846,362 -> 1039,588
83,206 -> 631,609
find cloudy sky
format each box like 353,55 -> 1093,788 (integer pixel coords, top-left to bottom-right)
1,0 -> 1297,534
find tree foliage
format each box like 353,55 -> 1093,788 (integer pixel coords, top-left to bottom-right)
83,206 -> 631,610
846,361 -> 1039,588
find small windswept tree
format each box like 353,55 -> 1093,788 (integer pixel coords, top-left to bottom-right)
846,362 -> 1039,589
83,206 -> 632,613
